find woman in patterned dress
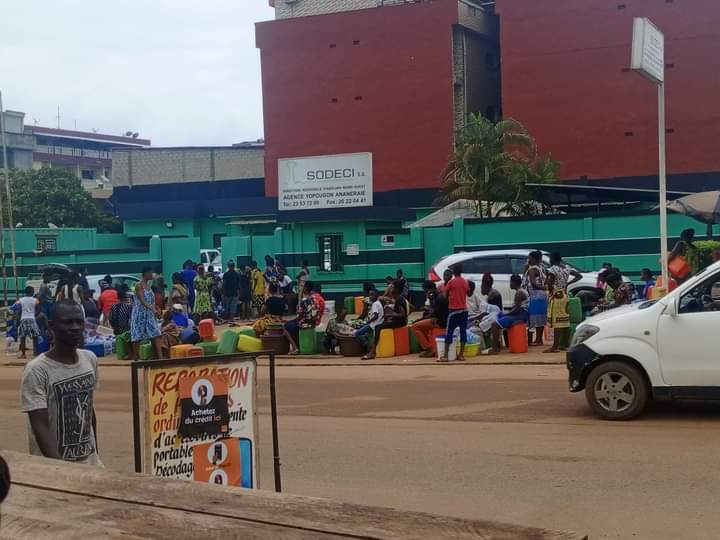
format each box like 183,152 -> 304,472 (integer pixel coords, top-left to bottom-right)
193,266 -> 214,317
130,268 -> 162,360
545,252 -> 582,353
523,250 -> 548,347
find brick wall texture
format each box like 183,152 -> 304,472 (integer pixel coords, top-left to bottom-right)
274,0 -> 378,19
111,148 -> 264,187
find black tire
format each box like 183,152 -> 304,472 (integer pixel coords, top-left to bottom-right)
584,360 -> 649,421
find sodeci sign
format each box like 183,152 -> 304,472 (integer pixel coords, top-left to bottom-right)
278,152 -> 373,211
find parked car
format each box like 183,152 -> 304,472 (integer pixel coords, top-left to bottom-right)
568,260 -> 720,420
428,249 -> 603,308
27,265 -> 139,301
85,275 -> 140,300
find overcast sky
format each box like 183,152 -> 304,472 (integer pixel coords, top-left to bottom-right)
0,1 -> 274,146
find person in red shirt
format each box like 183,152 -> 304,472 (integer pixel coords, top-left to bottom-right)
440,264 -> 469,362
97,280 -> 119,326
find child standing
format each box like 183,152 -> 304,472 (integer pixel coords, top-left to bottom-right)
16,286 -> 41,360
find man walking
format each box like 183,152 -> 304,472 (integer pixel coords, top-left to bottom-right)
440,264 -> 469,362
222,261 -> 241,323
20,300 -> 101,465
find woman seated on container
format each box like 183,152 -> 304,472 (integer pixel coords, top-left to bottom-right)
467,282 -> 501,346
284,282 -> 321,354
159,310 -> 182,358
489,274 -> 529,354
253,283 -> 287,336
324,308 -> 356,354
363,282 -> 408,360
351,282 -> 375,329
170,272 -> 189,314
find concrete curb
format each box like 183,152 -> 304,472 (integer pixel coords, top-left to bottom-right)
3,359 -> 566,368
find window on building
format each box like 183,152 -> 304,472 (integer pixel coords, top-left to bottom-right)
213,234 -> 226,249
81,169 -> 95,180
318,235 -> 342,272
36,236 -> 57,252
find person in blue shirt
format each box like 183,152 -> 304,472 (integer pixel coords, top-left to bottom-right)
171,304 -> 191,328
180,260 -> 197,311
641,268 -> 656,299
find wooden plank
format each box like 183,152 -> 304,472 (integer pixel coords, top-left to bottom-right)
1,485 -> 344,539
2,451 -> 587,540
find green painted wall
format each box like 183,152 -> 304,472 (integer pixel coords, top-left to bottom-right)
2,210 -> 718,303
95,234 -> 143,250
456,212 -> 719,276
161,237 -> 201,277
198,220 -> 228,248
124,219 -> 197,239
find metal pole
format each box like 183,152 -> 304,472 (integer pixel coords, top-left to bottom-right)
269,353 -> 282,492
0,92 -> 7,306
658,83 -> 669,290
131,363 -> 143,473
0,92 -> 19,301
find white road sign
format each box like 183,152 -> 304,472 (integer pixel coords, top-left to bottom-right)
631,17 -> 665,84
278,152 -> 373,211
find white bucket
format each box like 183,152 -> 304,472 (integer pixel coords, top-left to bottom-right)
325,300 -> 336,315
435,337 -> 457,361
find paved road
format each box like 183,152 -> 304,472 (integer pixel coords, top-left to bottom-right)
2,362 -> 720,539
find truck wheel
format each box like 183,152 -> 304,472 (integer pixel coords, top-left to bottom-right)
585,361 -> 648,420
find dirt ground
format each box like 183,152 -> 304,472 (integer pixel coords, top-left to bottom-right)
2,357 -> 720,539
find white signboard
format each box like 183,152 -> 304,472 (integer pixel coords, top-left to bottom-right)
278,152 -> 373,211
631,17 -> 664,84
346,244 -> 360,256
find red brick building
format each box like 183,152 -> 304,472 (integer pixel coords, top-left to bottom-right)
256,0 -> 500,218
496,0 -> 720,190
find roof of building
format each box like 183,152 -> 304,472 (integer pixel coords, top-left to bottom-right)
32,126 -> 150,146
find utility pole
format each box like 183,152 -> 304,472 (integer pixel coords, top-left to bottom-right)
0,92 -> 7,306
0,92 -> 19,300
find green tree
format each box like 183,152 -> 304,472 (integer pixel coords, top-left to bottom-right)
437,114 -> 561,218
4,168 -> 121,232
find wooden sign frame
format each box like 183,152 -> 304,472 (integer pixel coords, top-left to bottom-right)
130,352 -> 282,492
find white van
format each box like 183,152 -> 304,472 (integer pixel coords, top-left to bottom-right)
200,249 -> 222,273
568,260 -> 720,420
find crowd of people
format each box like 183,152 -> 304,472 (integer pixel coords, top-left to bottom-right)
8,256 -> 321,361
10,250 -> 654,362
408,250 -> 641,359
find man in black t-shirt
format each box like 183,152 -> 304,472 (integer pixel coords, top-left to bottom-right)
222,261 -> 241,322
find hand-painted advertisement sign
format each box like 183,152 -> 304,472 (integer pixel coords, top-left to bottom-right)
136,358 -> 257,489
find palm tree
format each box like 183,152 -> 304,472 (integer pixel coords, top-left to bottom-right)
437,114 -> 559,218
